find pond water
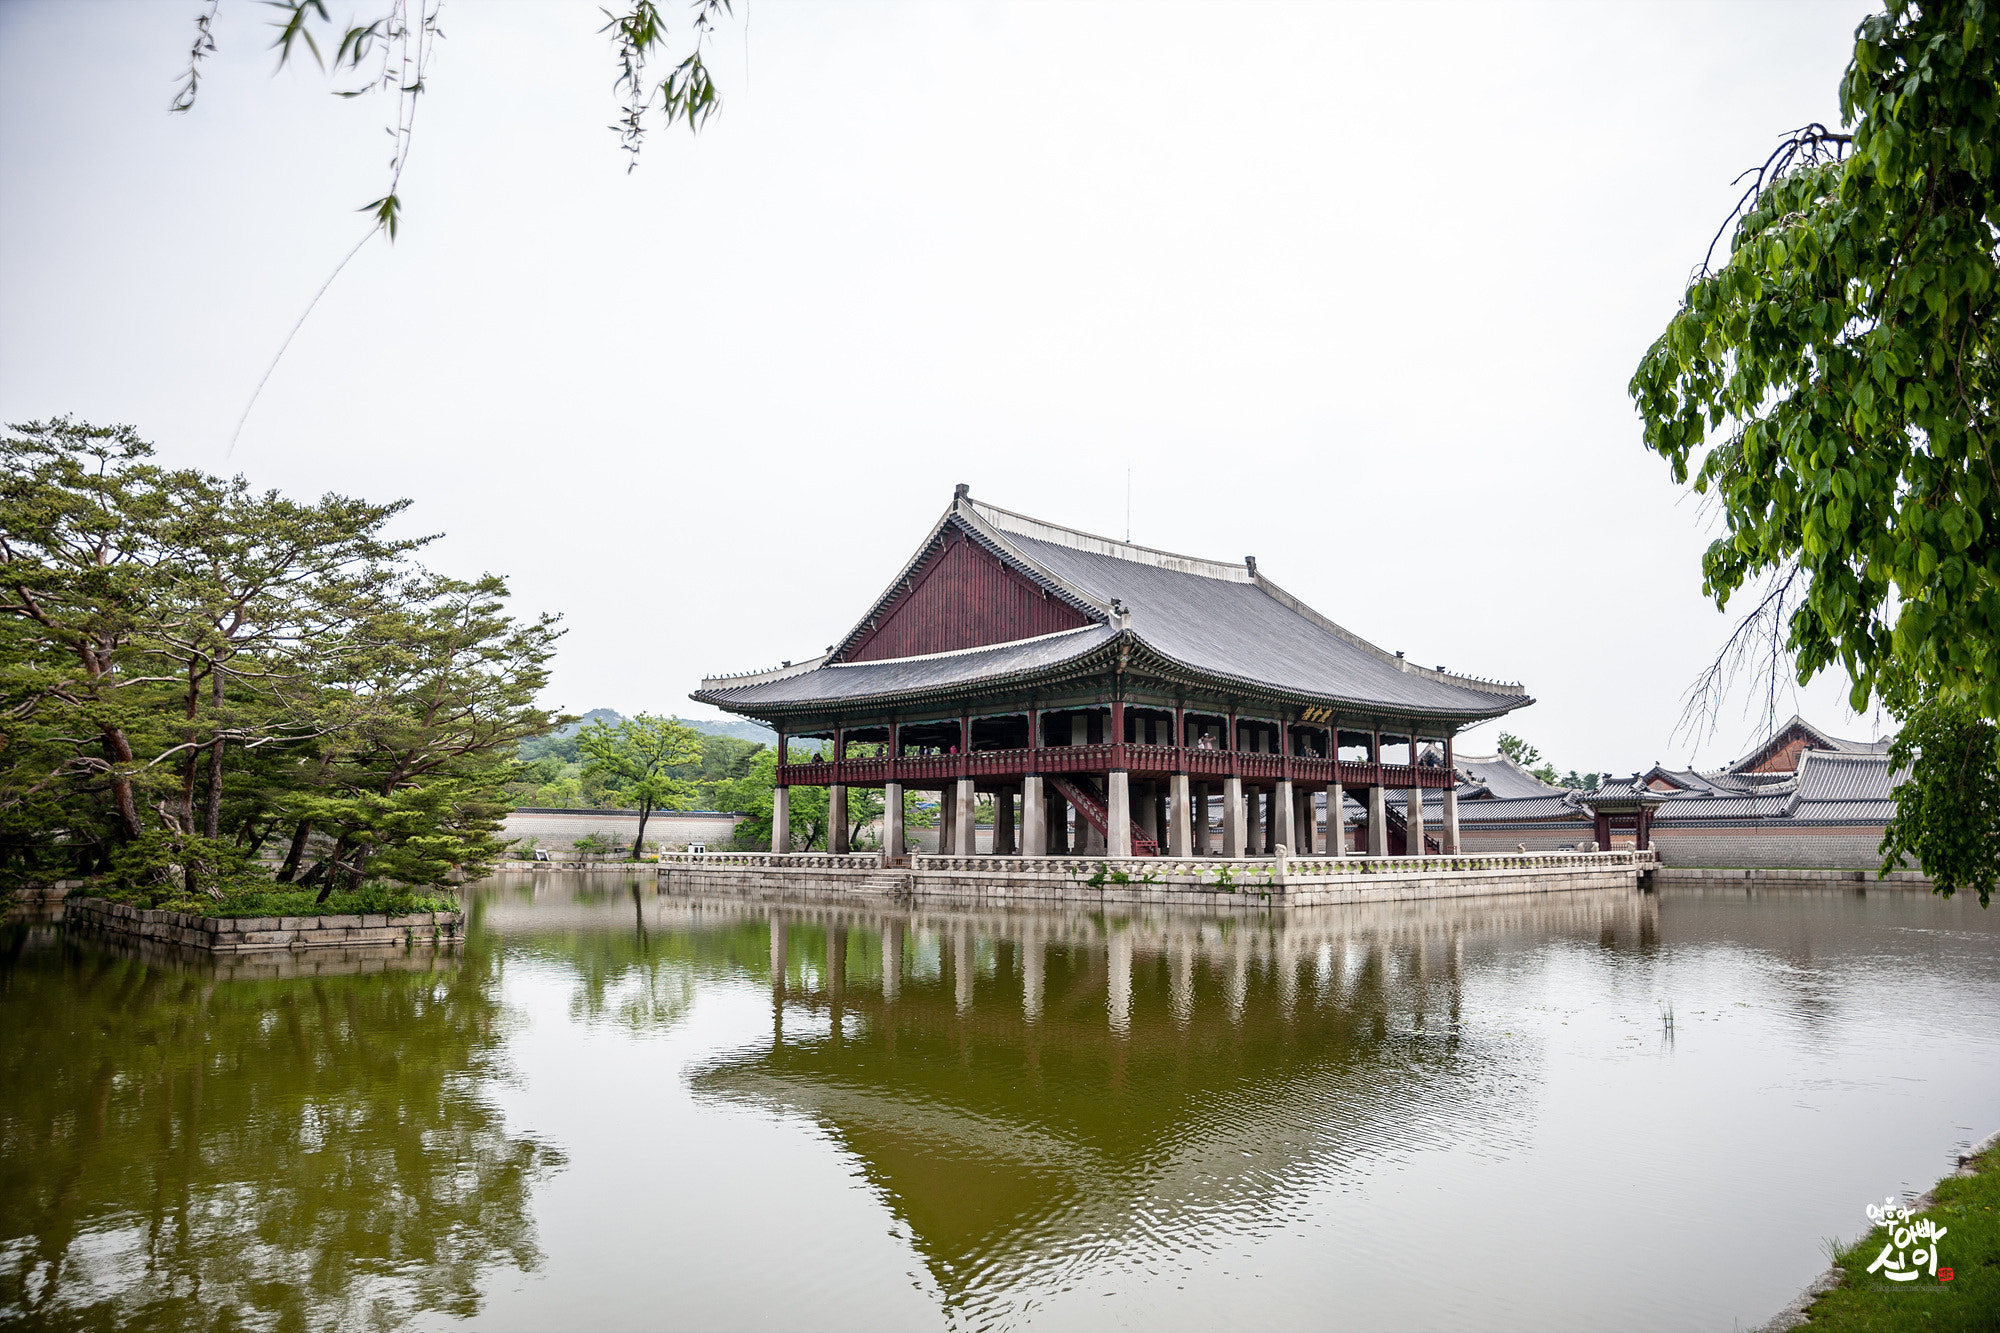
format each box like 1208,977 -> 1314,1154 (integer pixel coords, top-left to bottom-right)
3,875 -> 1997,1331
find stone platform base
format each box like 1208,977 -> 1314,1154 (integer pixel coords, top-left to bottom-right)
657,850 -> 1655,907
1653,866 -> 1933,888
65,896 -> 464,954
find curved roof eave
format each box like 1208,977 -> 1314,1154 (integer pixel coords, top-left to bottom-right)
689,630 -> 1531,725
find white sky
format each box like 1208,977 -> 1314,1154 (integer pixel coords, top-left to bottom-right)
0,0 -> 1888,775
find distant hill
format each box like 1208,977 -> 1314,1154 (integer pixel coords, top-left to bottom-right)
538,709 -> 775,748
544,707 -> 624,739
674,717 -> 777,746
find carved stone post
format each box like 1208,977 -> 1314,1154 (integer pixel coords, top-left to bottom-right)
884,781 -> 905,858
828,784 -> 849,854
1224,775 -> 1246,857
771,786 -> 791,854
1169,773 -> 1192,856
1107,770 -> 1132,858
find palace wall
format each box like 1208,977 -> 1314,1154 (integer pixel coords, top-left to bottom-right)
502,808 -> 746,852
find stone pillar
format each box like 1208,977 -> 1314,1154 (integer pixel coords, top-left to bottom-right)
881,920 -> 903,1002
1224,775 -> 1247,857
1406,786 -> 1425,857
828,784 -> 849,854
1275,778 -> 1296,854
1366,785 -> 1387,857
1194,781 -> 1211,854
1443,785 -> 1460,854
996,785 -> 1015,855
1107,770 -> 1132,857
1328,780 -> 1345,856
1022,774 -> 1046,857
771,786 -> 791,854
955,777 -> 976,856
936,791 -> 954,854
1248,786 -> 1265,855
1135,780 -> 1157,848
1169,773 -> 1192,856
884,782 -> 905,858
1050,793 -> 1069,853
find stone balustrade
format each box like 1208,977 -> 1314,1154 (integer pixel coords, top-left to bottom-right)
655,851 -> 886,872
912,849 -> 1654,885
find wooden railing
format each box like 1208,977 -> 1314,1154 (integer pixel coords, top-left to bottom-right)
777,749 -> 1458,789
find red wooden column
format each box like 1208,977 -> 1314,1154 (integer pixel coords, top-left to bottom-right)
1111,700 -> 1127,767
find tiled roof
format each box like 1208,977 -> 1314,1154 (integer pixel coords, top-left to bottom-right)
1792,749 -> 1902,802
1452,753 -> 1564,798
1424,791 -> 1587,822
1724,714 -> 1890,773
696,493 -> 1533,720
1651,793 -> 1805,821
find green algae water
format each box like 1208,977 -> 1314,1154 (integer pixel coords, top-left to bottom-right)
4,875 -> 1998,1331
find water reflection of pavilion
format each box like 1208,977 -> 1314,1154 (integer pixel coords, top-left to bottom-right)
682,890 -> 1657,1314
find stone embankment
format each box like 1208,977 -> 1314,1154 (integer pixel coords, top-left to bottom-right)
658,849 -> 1657,906
65,896 -> 463,954
1654,865 -> 1933,887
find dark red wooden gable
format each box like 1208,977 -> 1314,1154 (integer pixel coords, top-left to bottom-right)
1745,725 -> 1819,774
843,530 -> 1092,663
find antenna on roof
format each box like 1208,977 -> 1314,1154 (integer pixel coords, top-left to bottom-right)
1125,466 -> 1131,542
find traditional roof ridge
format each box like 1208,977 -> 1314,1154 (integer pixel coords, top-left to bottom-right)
820,493 -> 1113,667
968,498 -> 1255,583
1725,714 -> 1888,772
699,654 -> 830,690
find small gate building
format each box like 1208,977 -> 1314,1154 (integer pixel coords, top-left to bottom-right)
691,487 -> 1533,860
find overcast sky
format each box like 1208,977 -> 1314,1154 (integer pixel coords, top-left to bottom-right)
0,0 -> 1886,774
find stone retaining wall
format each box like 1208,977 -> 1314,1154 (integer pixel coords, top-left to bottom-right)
502,808 -> 744,853
658,851 -> 1651,907
65,896 -> 464,954
1653,866 -> 1933,888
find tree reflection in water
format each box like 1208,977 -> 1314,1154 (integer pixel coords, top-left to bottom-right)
683,891 -> 1656,1321
0,927 -> 563,1330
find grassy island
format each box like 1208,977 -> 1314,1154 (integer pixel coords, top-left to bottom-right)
97,882 -> 458,920
1795,1138 -> 1999,1330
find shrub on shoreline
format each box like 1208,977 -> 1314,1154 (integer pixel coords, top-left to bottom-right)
98,880 -> 458,920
